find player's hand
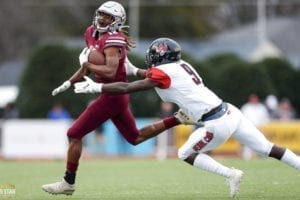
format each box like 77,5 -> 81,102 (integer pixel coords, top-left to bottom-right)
79,47 -> 91,66
125,57 -> 139,76
51,81 -> 71,96
74,76 -> 103,94
174,109 -> 204,126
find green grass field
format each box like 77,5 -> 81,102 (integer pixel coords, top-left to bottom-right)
0,157 -> 299,200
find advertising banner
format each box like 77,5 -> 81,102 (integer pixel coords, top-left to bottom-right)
2,120 -> 69,159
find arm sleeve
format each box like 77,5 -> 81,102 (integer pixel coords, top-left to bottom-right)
104,34 -> 126,49
146,68 -> 171,89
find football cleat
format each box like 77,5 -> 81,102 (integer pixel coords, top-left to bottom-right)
174,109 -> 200,125
42,179 -> 75,195
227,168 -> 244,198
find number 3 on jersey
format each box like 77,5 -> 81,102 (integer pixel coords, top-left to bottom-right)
180,63 -> 202,85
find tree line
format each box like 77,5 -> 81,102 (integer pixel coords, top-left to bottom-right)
16,44 -> 300,118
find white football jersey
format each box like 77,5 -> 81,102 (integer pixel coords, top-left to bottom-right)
149,60 -> 222,121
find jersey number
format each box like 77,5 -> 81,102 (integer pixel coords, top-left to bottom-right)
180,63 -> 201,85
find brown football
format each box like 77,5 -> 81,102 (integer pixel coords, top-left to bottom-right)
88,49 -> 105,65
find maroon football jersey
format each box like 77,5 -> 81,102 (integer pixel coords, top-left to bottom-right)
84,26 -> 127,83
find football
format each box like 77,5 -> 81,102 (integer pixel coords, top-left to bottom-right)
88,49 -> 105,65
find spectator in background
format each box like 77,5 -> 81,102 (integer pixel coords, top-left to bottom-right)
277,98 -> 296,121
93,125 -> 105,146
241,94 -> 270,126
265,94 -> 279,120
158,102 -> 174,119
0,108 -> 4,118
3,102 -> 19,119
240,94 -> 270,160
156,102 -> 175,160
0,102 -> 19,155
47,103 -> 71,120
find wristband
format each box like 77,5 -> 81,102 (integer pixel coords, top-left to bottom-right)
96,83 -> 103,93
64,80 -> 71,87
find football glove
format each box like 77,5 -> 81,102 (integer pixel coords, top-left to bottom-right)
79,47 -> 91,66
74,76 -> 103,94
51,80 -> 71,96
174,109 -> 204,126
125,57 -> 139,76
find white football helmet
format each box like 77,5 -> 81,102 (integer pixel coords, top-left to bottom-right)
93,1 -> 126,33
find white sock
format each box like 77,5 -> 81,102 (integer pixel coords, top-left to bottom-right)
193,153 -> 232,178
281,149 -> 300,170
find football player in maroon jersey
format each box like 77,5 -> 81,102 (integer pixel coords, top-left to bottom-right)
42,1 -> 196,195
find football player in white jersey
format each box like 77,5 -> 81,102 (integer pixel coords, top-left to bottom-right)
74,37 -> 300,198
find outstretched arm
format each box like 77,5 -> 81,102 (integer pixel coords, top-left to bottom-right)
102,79 -> 157,93
74,76 -> 160,94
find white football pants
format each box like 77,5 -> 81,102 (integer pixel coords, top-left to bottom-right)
178,103 -> 274,160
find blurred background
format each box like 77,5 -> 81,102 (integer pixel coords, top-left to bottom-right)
1,0 -> 300,160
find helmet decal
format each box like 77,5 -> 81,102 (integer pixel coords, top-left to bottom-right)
155,44 -> 168,56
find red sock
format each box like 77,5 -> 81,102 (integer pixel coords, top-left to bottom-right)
163,116 -> 180,129
67,161 -> 79,173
